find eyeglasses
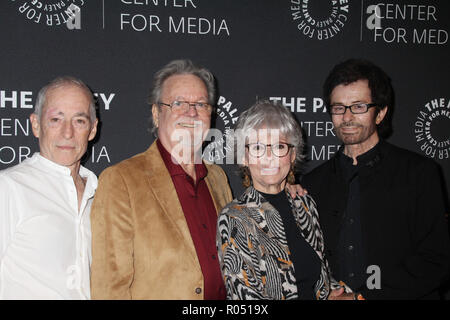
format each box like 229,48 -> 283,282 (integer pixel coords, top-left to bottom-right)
158,100 -> 212,114
245,143 -> 294,158
329,103 -> 378,115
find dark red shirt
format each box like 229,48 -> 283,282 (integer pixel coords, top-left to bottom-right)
157,139 -> 226,300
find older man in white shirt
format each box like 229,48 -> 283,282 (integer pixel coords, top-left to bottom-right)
0,76 -> 98,299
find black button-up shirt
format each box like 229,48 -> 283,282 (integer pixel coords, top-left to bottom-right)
336,143 -> 381,291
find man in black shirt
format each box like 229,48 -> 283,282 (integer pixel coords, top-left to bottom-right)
302,59 -> 450,299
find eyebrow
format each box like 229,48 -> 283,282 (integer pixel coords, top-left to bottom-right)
174,96 -> 208,102
73,112 -> 90,118
46,111 -> 90,119
331,100 -> 368,105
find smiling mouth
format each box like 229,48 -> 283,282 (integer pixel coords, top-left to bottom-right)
261,167 -> 279,175
57,146 -> 75,150
178,123 -> 200,128
340,126 -> 360,133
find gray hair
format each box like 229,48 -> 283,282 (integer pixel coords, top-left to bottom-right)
234,99 -> 305,171
34,76 -> 97,125
148,59 -> 216,137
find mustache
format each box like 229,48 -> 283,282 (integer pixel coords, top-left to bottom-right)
337,122 -> 363,129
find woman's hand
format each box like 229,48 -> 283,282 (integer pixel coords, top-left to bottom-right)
328,287 -> 356,300
285,183 -> 308,198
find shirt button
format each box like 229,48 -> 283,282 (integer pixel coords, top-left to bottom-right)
348,245 -> 354,251
211,254 -> 216,260
195,287 -> 202,294
348,218 -> 354,224
349,273 -> 355,278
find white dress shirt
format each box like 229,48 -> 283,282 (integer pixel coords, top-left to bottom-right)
0,153 -> 97,299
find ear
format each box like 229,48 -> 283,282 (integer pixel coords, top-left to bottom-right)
376,106 -> 388,125
88,118 -> 98,142
30,113 -> 40,138
151,104 -> 160,128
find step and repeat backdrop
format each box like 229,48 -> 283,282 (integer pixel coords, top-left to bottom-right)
1,0 -> 449,205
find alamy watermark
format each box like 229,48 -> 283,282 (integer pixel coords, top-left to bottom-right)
366,265 -> 381,290
169,125 -> 285,172
66,3 -> 81,30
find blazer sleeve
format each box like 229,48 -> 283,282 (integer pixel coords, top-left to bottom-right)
217,209 -> 266,300
361,161 -> 450,299
90,166 -> 134,300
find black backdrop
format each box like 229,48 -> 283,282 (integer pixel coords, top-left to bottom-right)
1,0 -> 449,208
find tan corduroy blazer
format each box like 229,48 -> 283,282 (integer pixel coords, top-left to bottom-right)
90,141 -> 233,299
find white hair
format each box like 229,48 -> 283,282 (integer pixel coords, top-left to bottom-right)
34,76 -> 97,125
148,59 -> 216,137
234,99 -> 305,170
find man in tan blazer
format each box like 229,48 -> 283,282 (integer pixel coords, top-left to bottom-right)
90,60 -> 233,299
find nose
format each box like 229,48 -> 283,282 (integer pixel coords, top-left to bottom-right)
62,120 -> 74,139
261,146 -> 280,167
265,146 -> 274,159
342,107 -> 354,123
185,103 -> 199,117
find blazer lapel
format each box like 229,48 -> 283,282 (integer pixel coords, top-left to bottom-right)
204,170 -> 221,215
143,142 -> 200,270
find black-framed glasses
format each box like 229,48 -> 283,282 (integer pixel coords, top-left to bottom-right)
245,143 -> 294,158
329,103 -> 378,115
158,100 -> 212,114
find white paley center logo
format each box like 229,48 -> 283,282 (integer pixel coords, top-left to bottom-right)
13,0 -> 84,28
290,0 -> 349,40
203,96 -> 239,164
414,98 -> 450,160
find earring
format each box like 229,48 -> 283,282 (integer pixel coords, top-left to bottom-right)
242,167 -> 252,188
287,167 -> 295,185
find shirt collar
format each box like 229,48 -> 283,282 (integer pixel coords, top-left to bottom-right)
33,153 -> 73,176
337,140 -> 382,168
79,165 -> 98,199
32,153 -> 98,198
156,139 -> 208,180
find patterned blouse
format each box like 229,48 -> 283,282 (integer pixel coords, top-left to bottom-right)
216,186 -> 345,300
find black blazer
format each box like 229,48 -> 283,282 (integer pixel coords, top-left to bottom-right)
302,140 -> 450,299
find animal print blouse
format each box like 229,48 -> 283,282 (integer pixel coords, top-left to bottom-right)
216,186 -> 346,300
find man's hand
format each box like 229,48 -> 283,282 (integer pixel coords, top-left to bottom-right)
285,183 -> 308,198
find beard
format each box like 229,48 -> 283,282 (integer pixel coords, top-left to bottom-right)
335,121 -> 377,146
